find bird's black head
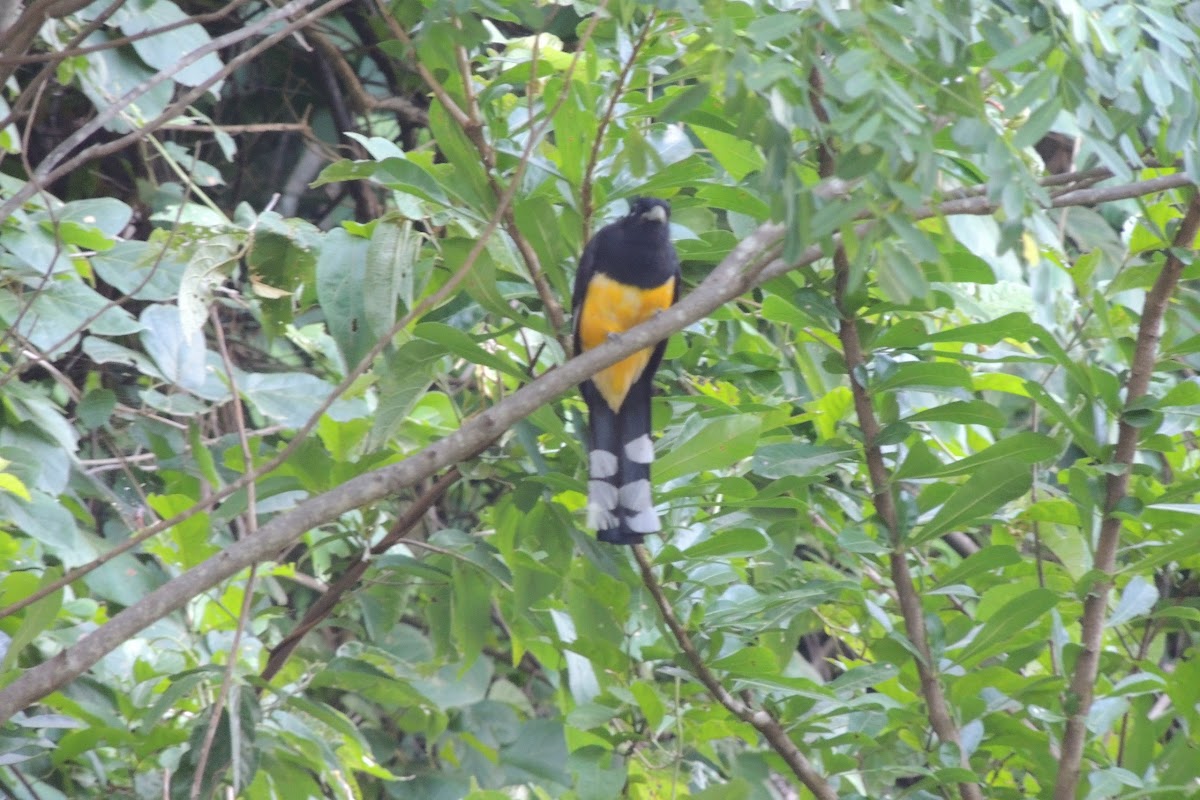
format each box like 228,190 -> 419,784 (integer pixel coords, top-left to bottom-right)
627,197 -> 670,226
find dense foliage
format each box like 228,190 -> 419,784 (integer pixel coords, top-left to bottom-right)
2,1 -> 1200,798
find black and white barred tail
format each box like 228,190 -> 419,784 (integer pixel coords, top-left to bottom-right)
583,380 -> 660,545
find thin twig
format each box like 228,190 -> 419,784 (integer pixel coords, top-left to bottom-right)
631,545 -> 838,799
188,304 -> 261,799
0,0 -> 355,223
159,122 -> 312,134
580,11 -> 658,238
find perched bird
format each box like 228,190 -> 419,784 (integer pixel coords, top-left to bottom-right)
573,197 -> 680,545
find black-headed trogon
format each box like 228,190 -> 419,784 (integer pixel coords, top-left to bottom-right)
573,197 -> 680,545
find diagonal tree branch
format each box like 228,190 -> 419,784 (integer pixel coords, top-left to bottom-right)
0,219 -> 784,724
0,168 -> 1191,622
1053,191 -> 1200,800
259,467 -> 461,683
1,171 -> 1197,724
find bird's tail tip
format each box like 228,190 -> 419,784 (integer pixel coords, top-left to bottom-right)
597,526 -> 647,546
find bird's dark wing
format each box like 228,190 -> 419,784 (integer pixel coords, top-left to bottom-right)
572,232 -> 599,316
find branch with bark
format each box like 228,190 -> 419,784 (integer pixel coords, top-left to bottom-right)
1,170 -> 1196,727
633,545 -> 839,799
259,468 -> 461,683
377,7 -> 597,348
809,62 -> 983,800
1053,191 -> 1200,800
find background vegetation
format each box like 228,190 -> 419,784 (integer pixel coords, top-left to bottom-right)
2,1 -> 1200,798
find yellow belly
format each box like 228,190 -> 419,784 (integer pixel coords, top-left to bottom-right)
578,273 -> 675,412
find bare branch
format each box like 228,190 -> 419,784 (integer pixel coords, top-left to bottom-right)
0,0 -> 252,69
0,0 -> 355,223
0,0 -> 94,85
0,0 -> 123,134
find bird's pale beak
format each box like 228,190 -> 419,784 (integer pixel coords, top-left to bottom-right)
642,204 -> 667,224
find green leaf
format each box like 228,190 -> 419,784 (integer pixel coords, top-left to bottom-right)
657,83 -> 711,123
710,646 -> 779,677
913,464 -> 1033,544
0,567 -> 62,672
749,442 -> 857,479
188,420 -> 220,488
899,432 -> 1060,479
113,0 -> 225,88
178,232 -> 241,344
870,362 -> 973,394
1160,379 -> 1200,407
363,218 -> 420,340
58,197 -> 133,236
0,491 -> 94,568
373,157 -> 459,209
368,340 -> 443,449
630,683 -> 665,730
936,546 -> 1022,592
925,312 -> 1037,344
551,82 -> 596,186
695,184 -> 770,219
147,493 -> 215,568
0,471 -> 30,502
139,304 -> 212,396
1107,576 -> 1159,628
414,322 -> 526,379
76,389 -> 116,430
76,31 -> 172,134
246,213 -> 320,292
0,278 -> 140,356
955,587 -> 1057,667
692,126 -> 764,180
904,401 -> 1006,427
240,372 -> 364,429
1023,381 -> 1101,457
91,239 -> 187,301
989,32 -> 1052,71
316,227 -> 372,368
1013,97 -> 1063,149
678,529 -> 771,560
656,414 -> 761,482
452,560 -> 491,665
426,101 -> 494,212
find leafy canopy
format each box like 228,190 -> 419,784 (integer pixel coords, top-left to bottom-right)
1,1 -> 1200,799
